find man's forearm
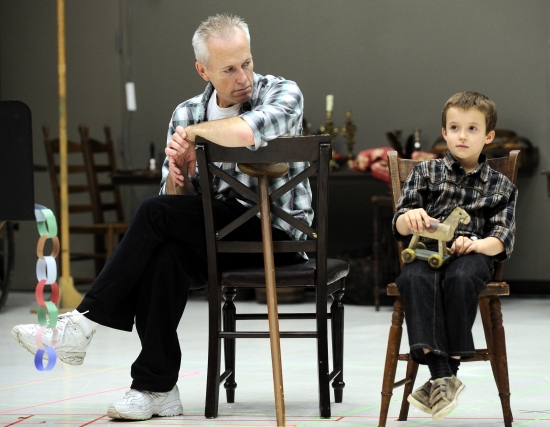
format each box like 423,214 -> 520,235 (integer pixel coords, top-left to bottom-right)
185,117 -> 255,147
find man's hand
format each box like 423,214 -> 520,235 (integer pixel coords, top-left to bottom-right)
165,126 -> 197,187
396,208 -> 439,236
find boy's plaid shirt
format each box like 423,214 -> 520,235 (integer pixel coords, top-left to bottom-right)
393,150 -> 517,261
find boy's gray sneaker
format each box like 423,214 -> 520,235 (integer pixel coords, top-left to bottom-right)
407,380 -> 433,414
11,313 -> 95,365
430,375 -> 465,421
107,386 -> 183,420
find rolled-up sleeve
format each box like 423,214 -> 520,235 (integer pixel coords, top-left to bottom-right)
240,77 -> 303,150
486,183 -> 517,261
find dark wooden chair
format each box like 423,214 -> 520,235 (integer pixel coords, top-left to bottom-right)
378,150 -> 519,427
195,135 -> 350,419
43,124 -> 127,284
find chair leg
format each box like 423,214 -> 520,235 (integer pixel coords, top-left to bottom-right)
479,296 -> 499,380
223,287 -> 237,403
205,285 -> 222,419
489,296 -> 513,427
330,287 -> 345,403
317,287 -> 331,418
398,360 -> 419,421
378,296 -> 405,427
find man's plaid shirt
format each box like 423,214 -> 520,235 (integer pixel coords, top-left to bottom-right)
160,72 -> 312,242
392,150 -> 517,262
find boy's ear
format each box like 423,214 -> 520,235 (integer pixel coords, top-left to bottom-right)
441,127 -> 448,140
485,130 -> 496,145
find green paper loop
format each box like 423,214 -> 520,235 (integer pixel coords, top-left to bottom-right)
37,301 -> 59,328
34,205 -> 58,237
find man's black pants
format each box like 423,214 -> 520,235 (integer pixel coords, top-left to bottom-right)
78,195 -> 297,392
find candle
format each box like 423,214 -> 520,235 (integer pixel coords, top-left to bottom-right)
326,94 -> 333,112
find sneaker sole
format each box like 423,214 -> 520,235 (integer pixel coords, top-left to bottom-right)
407,394 -> 432,414
11,328 -> 85,366
107,403 -> 183,420
432,383 -> 465,421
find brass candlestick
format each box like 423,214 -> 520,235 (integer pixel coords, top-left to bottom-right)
341,110 -> 357,164
319,111 -> 339,171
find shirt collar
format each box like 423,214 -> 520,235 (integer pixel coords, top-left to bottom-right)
443,150 -> 491,182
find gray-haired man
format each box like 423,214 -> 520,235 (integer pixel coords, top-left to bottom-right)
12,13 -> 309,420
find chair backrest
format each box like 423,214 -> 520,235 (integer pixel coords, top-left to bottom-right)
43,124 -> 94,220
79,124 -> 124,223
195,135 -> 332,278
387,150 -> 520,278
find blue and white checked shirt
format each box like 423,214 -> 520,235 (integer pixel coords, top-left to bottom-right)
160,73 -> 313,242
392,151 -> 517,261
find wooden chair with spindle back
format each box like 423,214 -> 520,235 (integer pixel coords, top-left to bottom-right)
378,150 -> 519,427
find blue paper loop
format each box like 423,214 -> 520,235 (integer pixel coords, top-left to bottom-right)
34,346 -> 57,371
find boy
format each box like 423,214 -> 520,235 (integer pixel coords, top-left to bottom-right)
393,92 -> 517,421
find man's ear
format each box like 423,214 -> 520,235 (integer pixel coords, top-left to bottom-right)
195,61 -> 210,82
485,130 -> 496,145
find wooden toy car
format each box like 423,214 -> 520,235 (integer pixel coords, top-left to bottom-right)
401,207 -> 471,269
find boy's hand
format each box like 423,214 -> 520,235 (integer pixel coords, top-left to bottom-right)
450,236 -> 478,257
402,208 -> 439,233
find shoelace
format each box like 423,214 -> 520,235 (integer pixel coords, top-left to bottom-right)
429,381 -> 448,405
38,310 -> 90,345
126,389 -> 163,399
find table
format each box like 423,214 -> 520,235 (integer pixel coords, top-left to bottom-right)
111,169 -> 162,186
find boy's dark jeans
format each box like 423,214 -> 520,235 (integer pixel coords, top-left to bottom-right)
396,250 -> 494,364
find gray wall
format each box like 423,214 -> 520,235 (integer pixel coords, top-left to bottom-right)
1,0 -> 549,290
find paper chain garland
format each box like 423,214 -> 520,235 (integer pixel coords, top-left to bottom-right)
34,204 -> 60,371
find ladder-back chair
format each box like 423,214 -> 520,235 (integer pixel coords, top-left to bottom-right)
378,150 -> 519,427
43,124 -> 127,284
195,135 -> 350,420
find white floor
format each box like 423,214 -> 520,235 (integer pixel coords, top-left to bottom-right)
1,291 -> 549,426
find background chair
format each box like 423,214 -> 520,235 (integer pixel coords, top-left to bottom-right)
195,135 -> 350,419
378,150 -> 519,427
43,124 -> 127,285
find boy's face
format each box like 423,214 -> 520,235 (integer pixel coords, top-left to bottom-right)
442,107 -> 495,172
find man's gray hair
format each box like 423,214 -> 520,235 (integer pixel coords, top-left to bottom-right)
192,14 -> 250,65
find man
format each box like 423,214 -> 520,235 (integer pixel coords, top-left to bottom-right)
11,14 -> 310,420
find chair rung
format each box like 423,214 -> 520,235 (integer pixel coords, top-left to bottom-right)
328,368 -> 341,382
219,331 -> 318,338
219,369 -> 232,384
394,377 -> 413,388
235,313 -> 319,320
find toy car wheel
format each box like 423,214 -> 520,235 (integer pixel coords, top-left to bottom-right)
415,242 -> 426,249
428,254 -> 443,269
402,248 -> 416,263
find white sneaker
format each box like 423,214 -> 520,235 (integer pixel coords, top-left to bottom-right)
107,386 -> 183,420
11,312 -> 95,365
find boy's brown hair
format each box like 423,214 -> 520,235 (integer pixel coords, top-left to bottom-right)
442,91 -> 497,134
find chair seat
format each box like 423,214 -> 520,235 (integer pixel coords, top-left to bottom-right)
221,258 -> 350,289
387,280 -> 510,296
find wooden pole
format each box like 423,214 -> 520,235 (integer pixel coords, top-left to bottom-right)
57,0 -> 82,309
258,174 -> 286,427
